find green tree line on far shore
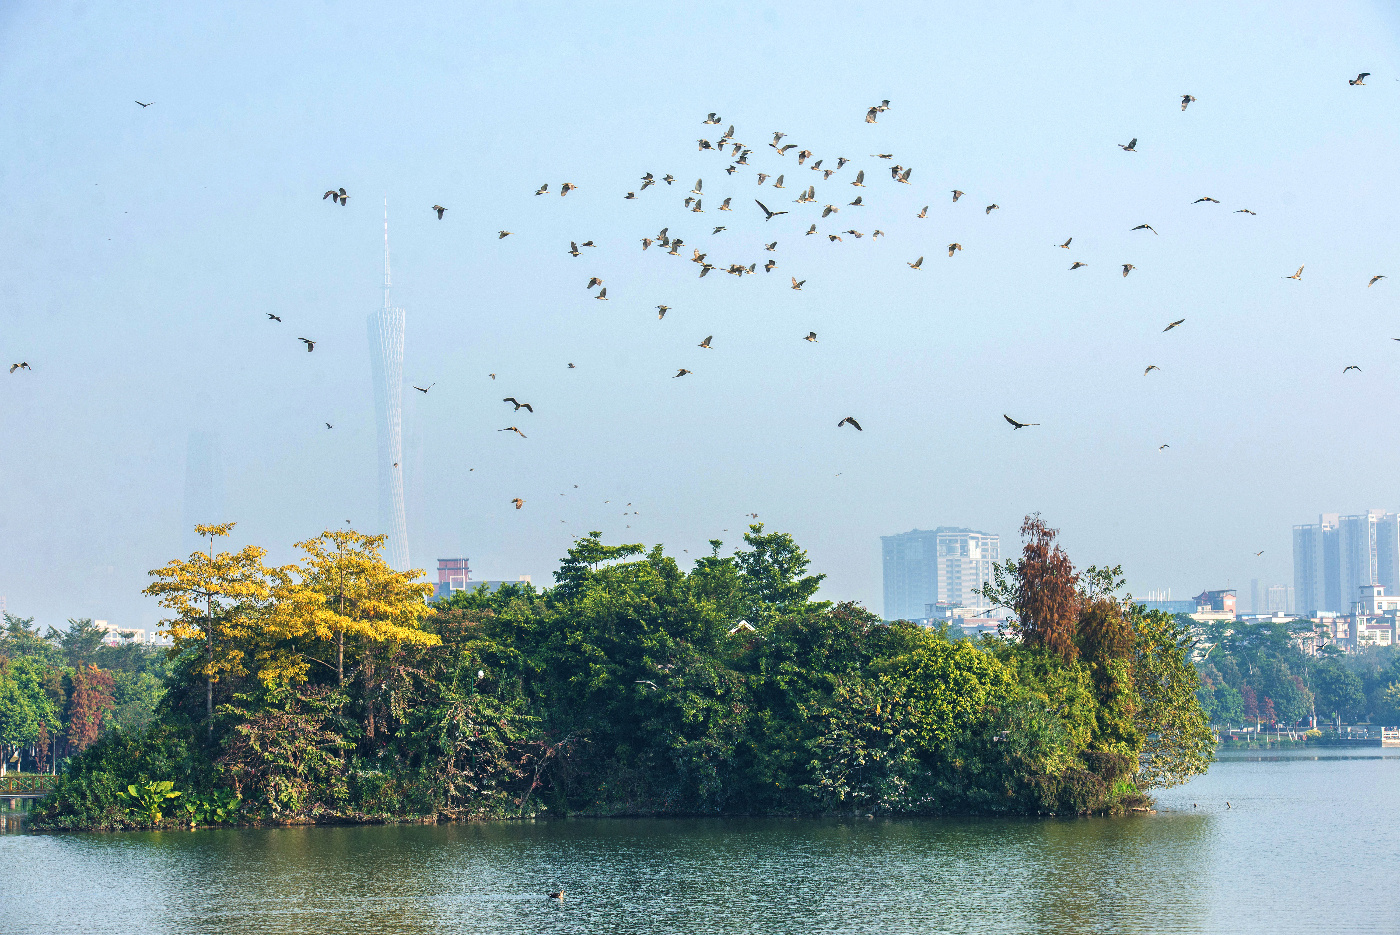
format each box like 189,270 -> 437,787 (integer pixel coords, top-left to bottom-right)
31,516 -> 1212,830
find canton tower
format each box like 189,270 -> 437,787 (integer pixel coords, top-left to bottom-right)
367,200 -> 409,571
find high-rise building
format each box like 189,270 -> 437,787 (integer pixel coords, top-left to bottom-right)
435,558 -> 471,600
368,202 -> 410,572
1265,584 -> 1293,614
1294,511 -> 1400,615
881,527 -> 1000,621
1293,514 -> 1340,615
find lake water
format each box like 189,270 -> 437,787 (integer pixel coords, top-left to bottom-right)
3,748 -> 1398,934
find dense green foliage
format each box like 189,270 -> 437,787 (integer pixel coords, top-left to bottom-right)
0,614 -> 169,775
35,523 -> 1211,829
1195,618 -> 1400,726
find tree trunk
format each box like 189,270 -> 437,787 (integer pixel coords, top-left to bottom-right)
365,654 -> 376,740
206,630 -> 214,740
337,630 -> 344,685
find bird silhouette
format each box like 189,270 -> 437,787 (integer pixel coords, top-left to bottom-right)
1343,365 -> 1362,373
674,368 -> 692,378
837,416 -> 862,431
1193,196 -> 1220,204
9,362 -> 30,372
755,200 -> 787,220
1144,365 -> 1160,375
1285,266 -> 1304,280
698,336 -> 712,349
1350,72 -> 1370,85
852,170 -> 865,187
917,206 -> 928,218
1163,318 -> 1186,332
503,397 -> 533,411
1181,94 -> 1197,111
298,338 -> 315,352
433,205 -> 446,219
535,183 -> 549,195
908,256 -> 924,269
499,426 -> 527,437
1119,138 -> 1138,151
1132,224 -> 1158,234
657,305 -> 670,319
1057,238 -> 1072,249
947,244 -> 961,257
1004,415 -> 1039,429
1159,444 -> 1170,450
951,190 -> 964,202
1236,209 -> 1257,215
1070,261 -> 1087,270
1255,551 -> 1265,556
804,332 -> 818,342
1122,264 -> 1135,277
135,100 -> 153,107
413,383 -> 435,393
1370,275 -> 1386,287
560,183 -> 577,196
323,188 -> 348,204
498,231 -> 512,239
267,313 -> 281,321
512,498 -> 525,509
596,288 -> 608,301
791,277 -> 805,290
985,204 -> 999,214
325,423 -> 333,429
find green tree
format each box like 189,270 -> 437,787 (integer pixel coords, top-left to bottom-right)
51,618 -> 107,667
1313,662 -> 1365,722
0,656 -> 57,775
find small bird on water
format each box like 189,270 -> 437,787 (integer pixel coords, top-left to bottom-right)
547,890 -> 565,900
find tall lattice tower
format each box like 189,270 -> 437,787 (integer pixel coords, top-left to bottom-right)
367,200 -> 410,571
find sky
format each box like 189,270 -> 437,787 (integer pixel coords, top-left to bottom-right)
1,1 -> 1398,629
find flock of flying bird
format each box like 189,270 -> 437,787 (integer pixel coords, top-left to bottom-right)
16,86 -> 1381,517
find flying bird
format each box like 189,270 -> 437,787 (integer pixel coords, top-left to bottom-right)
135,100 -> 153,107
822,205 -> 838,217
951,190 -> 964,202
560,183 -> 577,196
756,197 -> 789,219
673,368 -> 691,378
586,277 -> 603,289
503,397 -> 534,411
1159,445 -> 1170,450
1122,264 -> 1135,277
298,338 -> 315,352
870,153 -> 893,159
511,498 -> 525,509
267,313 -> 281,321
1181,94 -> 1196,111
323,188 -> 348,205
499,426 -> 527,437
433,205 -> 446,219
1369,275 -> 1386,287
1057,238 -> 1072,249
1193,196 -> 1220,204
569,242 -> 581,256
712,226 -> 726,234
1163,318 -> 1186,331
1118,138 -> 1138,151
1284,266 -> 1304,280
1349,72 -> 1370,85
804,332 -> 818,342
489,373 -> 496,379
852,170 -> 865,187
917,206 -> 928,218
1132,224 -> 1158,234
837,416 -> 862,431
9,362 -> 30,372
1004,415 -> 1039,430
595,287 -> 608,300
1070,261 -> 1087,270
805,224 -> 817,235
1235,209 -> 1257,215
497,231 -> 512,239
1343,365 -> 1362,373
413,383 -> 435,393
535,183 -> 549,195
1255,551 -> 1265,556
985,204 -> 999,214
848,196 -> 864,207
325,423 -> 333,429
657,305 -> 670,319
947,244 -> 961,257
1144,365 -> 1159,375
791,277 -> 805,290
764,259 -> 776,272
698,336 -> 712,349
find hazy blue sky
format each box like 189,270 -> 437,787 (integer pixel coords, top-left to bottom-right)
2,2 -> 1398,628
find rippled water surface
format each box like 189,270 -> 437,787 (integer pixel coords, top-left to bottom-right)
3,748 -> 1398,934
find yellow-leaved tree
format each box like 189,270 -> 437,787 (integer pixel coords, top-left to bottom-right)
144,523 -> 275,738
269,529 -> 437,735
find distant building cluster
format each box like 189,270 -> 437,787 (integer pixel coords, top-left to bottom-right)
94,620 -> 172,647
432,558 -> 533,601
881,526 -> 1003,624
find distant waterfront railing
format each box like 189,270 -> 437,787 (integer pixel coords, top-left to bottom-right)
0,775 -> 56,797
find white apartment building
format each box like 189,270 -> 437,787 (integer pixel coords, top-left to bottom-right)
881,526 -> 1000,621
